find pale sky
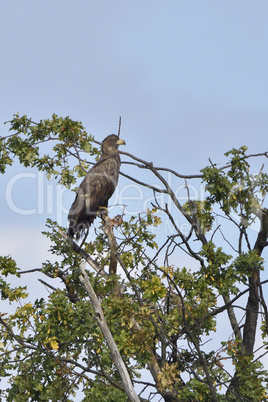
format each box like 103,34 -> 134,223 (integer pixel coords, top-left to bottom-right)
1,1 -> 268,279
1,0 -> 268,384
1,1 -> 268,164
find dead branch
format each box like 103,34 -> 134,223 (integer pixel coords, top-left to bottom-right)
78,262 -> 140,402
118,116 -> 122,137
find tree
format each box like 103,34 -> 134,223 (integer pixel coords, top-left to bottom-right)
1,114 -> 268,401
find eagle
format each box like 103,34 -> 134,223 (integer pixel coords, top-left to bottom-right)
67,134 -> 126,238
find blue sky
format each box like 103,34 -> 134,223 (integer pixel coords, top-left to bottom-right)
1,0 -> 268,382
1,0 -> 268,231
1,1 -> 268,168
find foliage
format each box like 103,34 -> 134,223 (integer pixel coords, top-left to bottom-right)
1,115 -> 268,401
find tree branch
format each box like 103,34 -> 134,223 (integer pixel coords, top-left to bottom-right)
243,208 -> 268,355
59,230 -> 108,277
120,150 -> 203,179
78,262 -> 140,402
101,212 -> 118,275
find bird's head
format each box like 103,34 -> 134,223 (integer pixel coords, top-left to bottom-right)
102,134 -> 126,154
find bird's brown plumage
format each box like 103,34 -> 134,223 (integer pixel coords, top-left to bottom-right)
68,134 -> 125,237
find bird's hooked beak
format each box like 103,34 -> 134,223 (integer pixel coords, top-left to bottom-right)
116,139 -> 126,146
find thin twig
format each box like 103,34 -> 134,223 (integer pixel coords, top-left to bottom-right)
118,116 -> 122,137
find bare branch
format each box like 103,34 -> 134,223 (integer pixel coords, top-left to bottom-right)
19,268 -> 43,274
118,116 -> 122,137
120,150 -> 203,179
38,279 -> 57,292
119,171 -> 168,194
79,262 -> 140,402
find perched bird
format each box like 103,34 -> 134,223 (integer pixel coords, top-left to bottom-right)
68,134 -> 126,238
